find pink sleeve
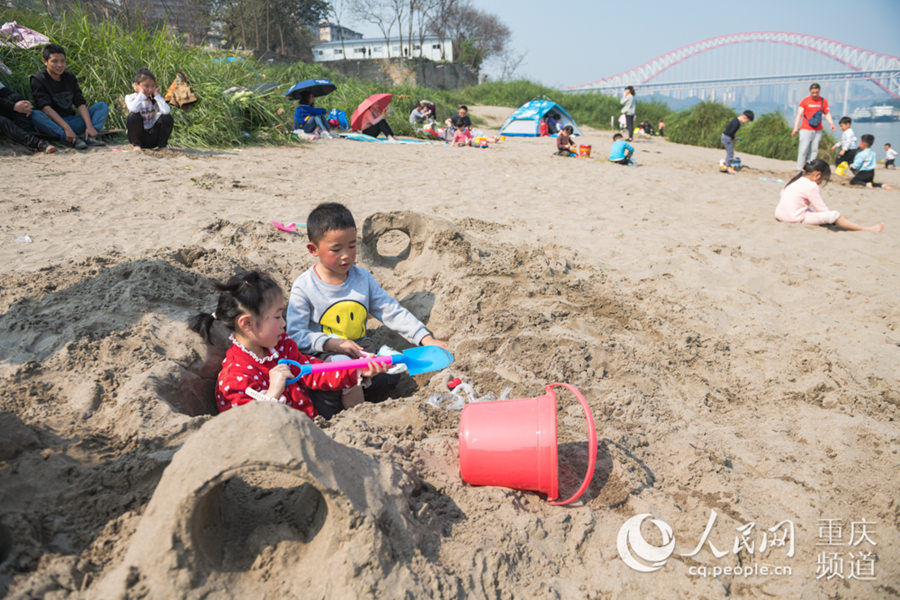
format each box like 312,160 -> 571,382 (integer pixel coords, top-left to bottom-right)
807,182 -> 830,212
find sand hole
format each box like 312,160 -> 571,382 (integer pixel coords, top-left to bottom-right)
0,522 -> 12,565
190,468 -> 327,571
374,229 -> 411,263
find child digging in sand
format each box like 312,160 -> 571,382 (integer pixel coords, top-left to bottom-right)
452,124 -> 473,146
774,159 -> 884,232
849,134 -> 892,189
287,202 -> 448,419
608,133 -> 634,165
556,125 -> 576,156
189,270 -> 385,417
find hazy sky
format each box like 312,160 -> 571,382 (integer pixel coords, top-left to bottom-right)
343,0 -> 900,88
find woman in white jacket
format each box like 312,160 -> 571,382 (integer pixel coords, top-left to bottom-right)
620,86 -> 636,142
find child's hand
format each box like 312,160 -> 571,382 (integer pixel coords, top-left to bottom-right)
358,356 -> 388,378
323,337 -> 365,358
133,82 -> 142,94
267,363 -> 292,398
420,334 -> 448,349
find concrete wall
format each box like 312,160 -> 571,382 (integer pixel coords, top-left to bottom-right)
320,58 -> 477,90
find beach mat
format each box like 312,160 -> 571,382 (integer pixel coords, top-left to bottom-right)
338,132 -> 438,145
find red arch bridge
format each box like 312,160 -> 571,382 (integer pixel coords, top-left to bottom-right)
565,31 -> 900,100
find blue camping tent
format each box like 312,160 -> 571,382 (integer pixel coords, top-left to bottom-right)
499,98 -> 581,137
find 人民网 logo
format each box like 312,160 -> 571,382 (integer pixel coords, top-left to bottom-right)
617,513 -> 676,572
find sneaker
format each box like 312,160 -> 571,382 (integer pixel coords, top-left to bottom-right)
72,137 -> 88,150
84,136 -> 106,147
36,141 -> 57,154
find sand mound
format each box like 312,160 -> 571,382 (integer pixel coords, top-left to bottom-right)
93,402 -> 452,599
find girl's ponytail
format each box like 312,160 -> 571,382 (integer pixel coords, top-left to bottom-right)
188,312 -> 216,343
188,271 -> 282,342
784,159 -> 831,188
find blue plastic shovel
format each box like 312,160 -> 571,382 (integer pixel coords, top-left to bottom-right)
280,346 -> 454,385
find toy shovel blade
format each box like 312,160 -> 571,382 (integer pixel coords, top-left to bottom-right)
395,345 -> 454,375
280,346 -> 454,384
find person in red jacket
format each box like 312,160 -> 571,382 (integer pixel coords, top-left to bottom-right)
189,270 -> 384,418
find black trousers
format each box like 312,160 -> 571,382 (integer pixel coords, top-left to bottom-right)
126,112 -> 174,148
835,148 -> 857,167
0,112 -> 43,149
362,119 -> 394,138
849,169 -> 881,187
625,114 -> 635,140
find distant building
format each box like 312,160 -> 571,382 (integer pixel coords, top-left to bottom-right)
312,36 -> 453,62
317,22 -> 364,43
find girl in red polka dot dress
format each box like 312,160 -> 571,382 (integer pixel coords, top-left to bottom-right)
189,271 -> 385,418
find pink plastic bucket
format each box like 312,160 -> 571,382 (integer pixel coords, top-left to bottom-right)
458,383 -> 597,505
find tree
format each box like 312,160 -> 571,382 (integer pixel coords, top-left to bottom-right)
428,0 -> 508,71
218,0 -> 329,58
351,0 -> 397,57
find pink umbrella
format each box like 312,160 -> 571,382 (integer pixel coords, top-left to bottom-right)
350,93 -> 393,132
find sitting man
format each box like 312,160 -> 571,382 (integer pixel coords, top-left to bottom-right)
0,82 -> 55,153
443,104 -> 471,141
409,100 -> 433,125
30,43 -> 108,150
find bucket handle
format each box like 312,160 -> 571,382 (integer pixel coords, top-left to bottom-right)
545,383 -> 597,506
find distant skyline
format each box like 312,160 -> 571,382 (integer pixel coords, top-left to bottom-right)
340,0 -> 900,88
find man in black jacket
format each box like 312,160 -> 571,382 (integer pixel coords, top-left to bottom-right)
29,43 -> 108,150
0,82 -> 55,153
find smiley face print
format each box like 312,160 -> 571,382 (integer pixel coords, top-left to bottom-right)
320,300 -> 367,340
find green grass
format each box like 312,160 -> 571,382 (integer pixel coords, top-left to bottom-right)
0,8 -> 298,147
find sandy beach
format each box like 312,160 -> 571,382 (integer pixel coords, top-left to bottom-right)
1,107 -> 897,599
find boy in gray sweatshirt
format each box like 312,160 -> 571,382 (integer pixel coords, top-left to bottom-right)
286,202 -> 447,417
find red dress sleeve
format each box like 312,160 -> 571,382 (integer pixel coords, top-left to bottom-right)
217,363 -> 268,411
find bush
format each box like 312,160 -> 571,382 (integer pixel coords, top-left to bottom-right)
664,101 -> 735,148
735,112 -> 799,162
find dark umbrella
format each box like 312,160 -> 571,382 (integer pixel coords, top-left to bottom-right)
285,78 -> 337,100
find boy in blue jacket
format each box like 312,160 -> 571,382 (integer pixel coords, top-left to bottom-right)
609,133 -> 634,165
849,134 -> 892,189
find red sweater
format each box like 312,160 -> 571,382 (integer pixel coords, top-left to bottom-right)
215,332 -> 357,418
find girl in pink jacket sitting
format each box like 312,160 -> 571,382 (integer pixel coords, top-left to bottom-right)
774,159 -> 884,232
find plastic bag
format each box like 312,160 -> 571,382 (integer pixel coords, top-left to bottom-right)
426,382 -> 512,410
328,108 -> 349,130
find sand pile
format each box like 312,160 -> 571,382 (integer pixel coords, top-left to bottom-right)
1,129 -> 897,598
93,402 -> 453,599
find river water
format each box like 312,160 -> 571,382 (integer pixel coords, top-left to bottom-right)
847,120 -> 900,159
